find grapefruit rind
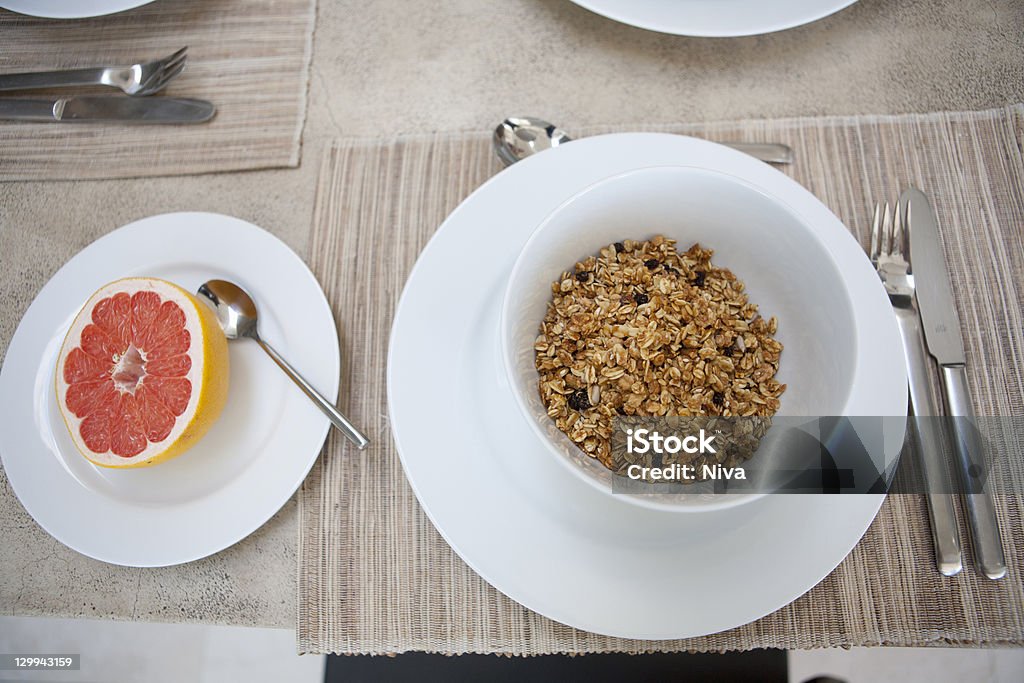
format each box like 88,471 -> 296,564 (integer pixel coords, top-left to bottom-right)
55,278 -> 229,469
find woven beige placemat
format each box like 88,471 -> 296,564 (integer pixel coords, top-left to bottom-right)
298,105 -> 1024,655
0,0 -> 315,181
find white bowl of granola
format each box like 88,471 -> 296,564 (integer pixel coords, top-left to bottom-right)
501,165 -> 872,511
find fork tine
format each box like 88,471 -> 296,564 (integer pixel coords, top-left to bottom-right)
892,197 -> 905,260
161,47 -> 188,72
140,47 -> 187,84
869,202 -> 881,262
881,202 -> 892,256
156,60 -> 186,86
145,49 -> 187,84
138,60 -> 185,95
162,46 -> 188,66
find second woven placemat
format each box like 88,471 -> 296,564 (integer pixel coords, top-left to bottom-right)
298,106 -> 1024,655
0,0 -> 315,181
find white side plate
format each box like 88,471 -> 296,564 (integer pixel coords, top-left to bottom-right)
0,212 -> 339,567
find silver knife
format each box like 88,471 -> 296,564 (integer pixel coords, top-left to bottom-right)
0,96 -> 215,123
903,187 -> 1006,579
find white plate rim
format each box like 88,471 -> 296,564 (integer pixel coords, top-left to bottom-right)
0,212 -> 338,567
387,132 -> 907,639
570,0 -> 859,37
0,0 -> 154,19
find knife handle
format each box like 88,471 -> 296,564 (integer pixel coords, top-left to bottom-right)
0,99 -> 59,121
941,365 -> 1007,579
896,307 -> 962,576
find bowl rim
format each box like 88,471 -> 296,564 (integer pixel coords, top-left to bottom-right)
499,163 -> 866,512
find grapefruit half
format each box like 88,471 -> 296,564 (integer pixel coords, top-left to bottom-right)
55,278 -> 229,468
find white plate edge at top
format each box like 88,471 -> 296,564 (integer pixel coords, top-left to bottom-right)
0,0 -> 154,19
569,0 -> 859,37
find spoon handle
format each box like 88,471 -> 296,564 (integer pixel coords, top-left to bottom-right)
255,337 -> 370,450
723,142 -> 794,164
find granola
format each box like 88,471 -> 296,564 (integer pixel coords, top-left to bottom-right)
533,236 -> 786,471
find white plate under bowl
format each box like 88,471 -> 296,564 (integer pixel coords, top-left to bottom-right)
570,0 -> 858,37
388,133 -> 906,639
0,0 -> 154,18
0,212 -> 339,567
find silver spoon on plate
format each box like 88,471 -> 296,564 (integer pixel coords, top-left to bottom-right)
493,116 -> 794,166
198,279 -> 369,450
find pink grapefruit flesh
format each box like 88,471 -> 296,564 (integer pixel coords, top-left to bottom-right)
56,278 -> 229,468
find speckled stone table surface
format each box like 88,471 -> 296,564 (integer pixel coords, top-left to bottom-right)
1,0 -> 1022,629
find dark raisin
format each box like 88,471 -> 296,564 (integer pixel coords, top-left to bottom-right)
635,292 -> 650,305
644,259 -> 660,270
664,266 -> 680,276
614,242 -> 625,254
693,270 -> 706,287
568,389 -> 591,411
712,392 -> 725,407
575,270 -> 591,282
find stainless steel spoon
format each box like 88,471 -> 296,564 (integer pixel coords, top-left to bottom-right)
493,116 -> 795,166
198,279 -> 369,450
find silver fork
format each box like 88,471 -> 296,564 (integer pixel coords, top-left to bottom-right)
871,200 -> 962,576
0,47 -> 188,97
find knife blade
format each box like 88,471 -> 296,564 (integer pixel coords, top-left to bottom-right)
906,188 -> 964,365
903,187 -> 1006,580
0,96 -> 215,124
